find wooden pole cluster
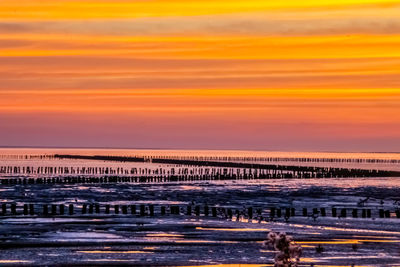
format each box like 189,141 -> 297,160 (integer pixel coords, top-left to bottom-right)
52,154 -> 400,178
142,155 -> 400,165
2,153 -> 400,164
1,203 -> 399,220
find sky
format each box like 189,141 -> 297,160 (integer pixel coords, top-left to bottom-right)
1,0 -> 400,151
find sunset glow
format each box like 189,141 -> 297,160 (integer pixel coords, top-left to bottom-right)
1,0 -> 400,150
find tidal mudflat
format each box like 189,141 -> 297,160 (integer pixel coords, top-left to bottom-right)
1,149 -> 400,266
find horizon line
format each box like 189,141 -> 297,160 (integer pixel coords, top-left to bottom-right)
0,145 -> 399,154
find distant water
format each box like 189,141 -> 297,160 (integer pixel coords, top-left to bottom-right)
1,147 -> 400,159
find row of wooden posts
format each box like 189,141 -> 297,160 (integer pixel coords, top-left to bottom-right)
0,169 -> 382,181
0,168 -> 393,186
2,153 -> 400,164
1,203 -> 399,220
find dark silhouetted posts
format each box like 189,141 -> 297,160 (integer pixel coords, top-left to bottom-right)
149,205 -> 154,216
69,204 -> 74,215
302,208 -> 307,217
11,204 -> 16,215
340,208 -> 347,218
277,208 -> 282,218
140,205 -> 146,216
270,207 -> 276,217
114,205 -> 120,214
43,205 -> 49,216
248,207 -> 253,219
385,210 -> 390,218
88,204 -> 93,214
320,208 -> 326,217
212,207 -> 217,217
367,209 -> 371,218
332,208 -> 337,217
122,205 -> 128,215
23,204 -> 28,215
362,209 -> 366,218
29,204 -> 34,215
204,206 -> 209,216
228,209 -> 233,219
379,209 -> 384,218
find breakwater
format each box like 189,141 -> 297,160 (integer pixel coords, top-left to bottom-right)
1,202 -> 399,220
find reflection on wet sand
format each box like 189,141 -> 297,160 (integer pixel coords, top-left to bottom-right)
77,250 -> 153,254
0,260 -> 32,264
196,227 -> 271,232
181,265 -> 273,267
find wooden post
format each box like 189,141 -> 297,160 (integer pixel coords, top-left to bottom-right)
228,209 -> 233,219
95,204 -> 100,214
195,206 -> 200,216
320,208 -> 326,217
122,205 -> 128,215
285,208 -> 290,218
385,210 -> 390,218
313,208 -> 318,215
43,204 -> 49,216
88,204 -> 94,214
29,204 -> 34,215
204,206 -> 209,216
161,206 -> 166,215
340,208 -> 347,218
1,203 -> 6,215
212,207 -> 217,217
149,205 -> 154,216
114,205 -> 120,214
23,204 -> 28,215
60,204 -> 65,215
332,208 -> 337,217
365,209 -> 371,218
302,208 -> 307,217
248,207 -> 253,219
270,207 -> 276,217
11,204 -> 17,215
379,209 -> 384,218
82,204 -> 87,214
140,205 -> 146,216
352,209 -> 358,218
277,208 -> 282,218
361,209 -> 366,218
69,204 -> 74,215
186,205 -> 192,215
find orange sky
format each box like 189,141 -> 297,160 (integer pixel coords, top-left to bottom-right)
1,0 -> 400,151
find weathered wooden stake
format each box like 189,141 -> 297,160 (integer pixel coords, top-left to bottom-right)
69,204 -> 74,215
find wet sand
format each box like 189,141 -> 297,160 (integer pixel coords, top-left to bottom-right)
1,179 -> 400,266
